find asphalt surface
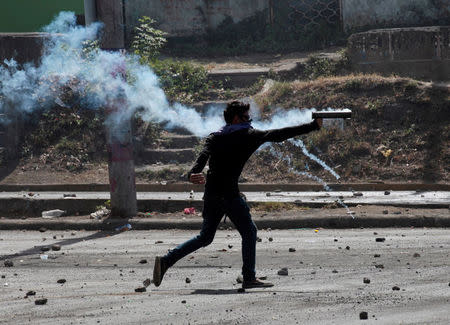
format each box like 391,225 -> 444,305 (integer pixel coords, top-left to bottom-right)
1,229 -> 449,324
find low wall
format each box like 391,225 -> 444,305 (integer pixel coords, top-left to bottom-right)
124,0 -> 268,39
342,0 -> 450,31
0,33 -> 49,65
348,26 -> 450,80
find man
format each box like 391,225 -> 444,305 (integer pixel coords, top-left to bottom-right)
152,101 -> 322,289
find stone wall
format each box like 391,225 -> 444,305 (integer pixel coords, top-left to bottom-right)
0,33 -> 48,65
342,0 -> 450,31
123,0 -> 269,39
348,26 -> 450,80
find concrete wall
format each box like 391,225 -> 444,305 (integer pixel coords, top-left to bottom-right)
124,0 -> 269,38
348,26 -> 450,80
0,33 -> 48,66
342,0 -> 450,31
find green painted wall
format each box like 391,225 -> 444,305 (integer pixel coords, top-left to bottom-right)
0,0 -> 84,32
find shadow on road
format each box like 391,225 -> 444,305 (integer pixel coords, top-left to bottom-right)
190,288 -> 243,295
0,216 -> 131,261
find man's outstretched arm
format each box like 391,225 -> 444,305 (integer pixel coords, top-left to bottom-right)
257,119 -> 322,144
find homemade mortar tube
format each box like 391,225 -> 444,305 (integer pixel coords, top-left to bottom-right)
312,110 -> 352,119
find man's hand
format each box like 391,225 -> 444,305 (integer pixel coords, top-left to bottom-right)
315,118 -> 323,128
189,173 -> 205,184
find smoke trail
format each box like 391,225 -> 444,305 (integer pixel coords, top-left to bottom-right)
1,12 -> 319,139
268,145 -> 355,218
289,138 -> 340,180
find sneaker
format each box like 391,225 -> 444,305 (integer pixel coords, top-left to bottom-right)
153,256 -> 168,287
242,278 -> 274,289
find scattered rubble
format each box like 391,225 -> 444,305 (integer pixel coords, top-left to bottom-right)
375,238 -> 386,242
90,209 -> 109,220
181,300 -> 186,304
413,253 -> 421,258
375,264 -> 384,269
139,259 -> 148,264
51,245 -> 61,251
57,279 -> 66,284
345,246 -> 350,250
35,298 -> 48,305
143,279 -> 152,287
289,248 -> 296,252
42,209 -> 65,218
392,286 -> 400,291
359,311 -> 368,320
4,260 -> 13,267
277,268 -> 288,276
26,290 -> 36,296
135,287 -> 146,293
185,277 -> 191,284
384,191 -> 391,195
363,278 -> 370,284
374,254 -> 381,258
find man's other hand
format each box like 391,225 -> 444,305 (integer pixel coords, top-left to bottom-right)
190,173 -> 205,184
315,118 -> 323,128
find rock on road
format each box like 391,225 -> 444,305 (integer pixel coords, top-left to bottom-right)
0,228 -> 449,324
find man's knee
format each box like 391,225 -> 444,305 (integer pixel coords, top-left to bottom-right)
198,232 -> 215,247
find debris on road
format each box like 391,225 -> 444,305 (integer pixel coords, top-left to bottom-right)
26,290 -> 36,296
353,192 -> 363,197
268,237 -> 273,242
413,253 -> 421,258
363,277 -> 371,284
42,209 -> 65,219
143,278 -> 151,287
90,209 -> 110,220
375,238 -> 386,242
374,254 -> 381,258
135,287 -> 146,293
375,264 -> 384,269
4,260 -> 13,267
384,191 -> 391,195
359,311 -> 368,320
51,245 -> 61,251
139,259 -> 147,264
289,248 -> 296,252
40,255 -> 48,260
183,207 -> 196,215
185,277 -> 191,284
277,267 -> 288,276
392,286 -> 400,291
115,224 -> 132,232
35,298 -> 48,305
57,279 -> 66,284
63,194 -> 76,198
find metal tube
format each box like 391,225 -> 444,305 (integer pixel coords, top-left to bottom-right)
312,110 -> 352,119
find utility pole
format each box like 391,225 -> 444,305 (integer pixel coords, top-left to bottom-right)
86,1 -> 137,218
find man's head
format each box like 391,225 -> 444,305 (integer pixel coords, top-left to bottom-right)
223,101 -> 251,125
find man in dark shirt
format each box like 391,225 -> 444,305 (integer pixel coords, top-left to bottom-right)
152,101 -> 322,288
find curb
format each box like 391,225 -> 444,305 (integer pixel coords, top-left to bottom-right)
1,214 -> 450,231
1,183 -> 449,192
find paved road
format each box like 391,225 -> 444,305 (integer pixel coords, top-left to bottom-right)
1,229 -> 449,324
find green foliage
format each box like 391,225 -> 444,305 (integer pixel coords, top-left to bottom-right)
149,59 -> 212,102
131,16 -> 167,61
304,55 -> 335,79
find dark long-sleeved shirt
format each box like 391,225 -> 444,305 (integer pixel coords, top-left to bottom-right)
188,120 -> 320,198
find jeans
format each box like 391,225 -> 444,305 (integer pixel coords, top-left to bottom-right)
163,195 -> 257,282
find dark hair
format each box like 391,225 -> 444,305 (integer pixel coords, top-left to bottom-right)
223,101 -> 250,124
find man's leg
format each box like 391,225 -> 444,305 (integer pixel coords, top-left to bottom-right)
152,196 -> 224,286
225,196 -> 257,282
226,196 -> 273,288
